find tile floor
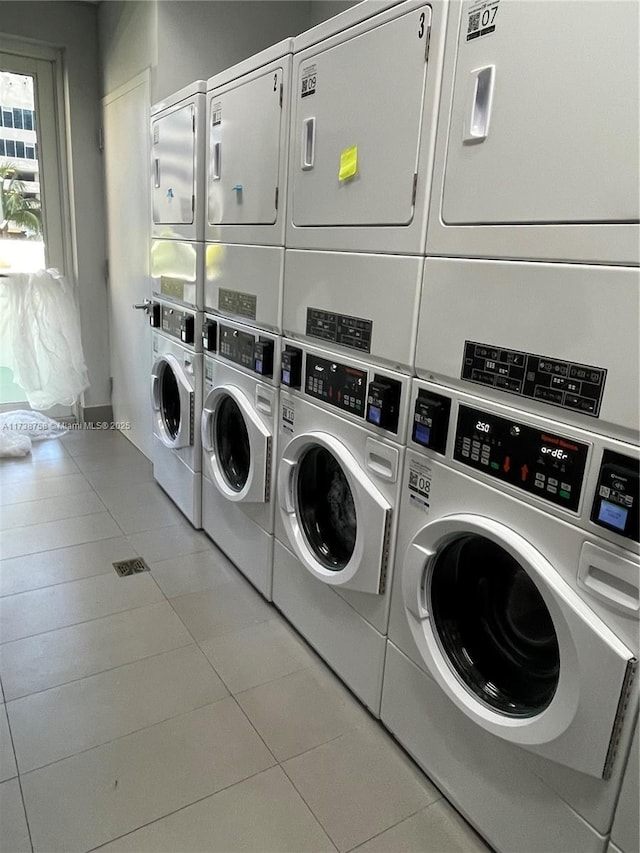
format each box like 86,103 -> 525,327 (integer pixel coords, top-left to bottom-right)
0,429 -> 491,852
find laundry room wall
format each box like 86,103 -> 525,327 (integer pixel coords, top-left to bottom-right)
0,1 -> 110,416
307,1 -> 359,27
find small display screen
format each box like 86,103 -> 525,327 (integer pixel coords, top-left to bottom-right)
598,500 -> 628,531
414,423 -> 431,446
368,406 -> 381,425
282,369 -> 291,385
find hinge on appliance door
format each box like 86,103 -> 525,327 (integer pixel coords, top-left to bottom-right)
424,27 -> 431,61
98,126 -> 104,152
279,82 -> 283,107
411,173 -> 418,205
275,187 -> 279,211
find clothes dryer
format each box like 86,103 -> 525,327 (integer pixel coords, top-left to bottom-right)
283,249 -> 424,373
286,0 -> 448,255
273,339 -> 411,714
150,301 -> 203,527
204,40 -> 293,333
425,1 -> 639,265
381,378 -> 639,853
201,317 -> 280,599
607,721 -> 639,853
151,81 -> 207,310
415,258 -> 639,445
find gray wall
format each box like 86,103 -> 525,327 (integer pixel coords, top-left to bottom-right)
307,0 -> 359,28
0,1 -> 109,409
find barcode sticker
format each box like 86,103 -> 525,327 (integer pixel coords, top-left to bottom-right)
466,0 -> 500,42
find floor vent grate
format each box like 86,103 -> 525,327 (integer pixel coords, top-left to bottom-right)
113,557 -> 150,577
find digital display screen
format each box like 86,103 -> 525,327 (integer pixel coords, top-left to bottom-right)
414,423 -> 431,446
598,500 -> 628,531
368,406 -> 381,425
282,369 -> 291,385
255,360 -> 263,374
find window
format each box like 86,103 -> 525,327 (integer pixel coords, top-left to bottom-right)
12,107 -> 22,129
2,108 -> 12,127
23,109 -> 33,130
25,144 -> 34,159
5,139 -> 15,157
0,139 -> 4,156
15,140 -> 24,158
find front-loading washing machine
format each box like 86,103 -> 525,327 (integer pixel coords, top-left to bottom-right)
273,339 -> 411,714
150,300 -> 202,527
607,721 -> 639,853
201,316 -> 280,599
381,378 -> 639,853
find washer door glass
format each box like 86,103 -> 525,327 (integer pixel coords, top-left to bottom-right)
430,535 -> 560,717
296,446 -> 357,571
160,362 -> 181,440
215,395 -> 251,491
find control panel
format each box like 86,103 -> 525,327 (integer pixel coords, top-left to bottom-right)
302,354 -> 401,433
462,341 -> 606,418
591,450 -> 639,542
412,390 -> 451,455
160,304 -> 196,344
305,354 -> 367,416
218,324 -> 273,377
306,308 -> 373,354
454,405 -> 588,512
282,346 -> 303,389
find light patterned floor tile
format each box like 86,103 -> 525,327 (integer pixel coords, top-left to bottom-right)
0,778 -> 31,852
0,511 -> 121,560
0,489 -> 105,531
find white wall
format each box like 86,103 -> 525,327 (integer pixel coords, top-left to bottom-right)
307,0 -> 359,28
0,1 -> 109,410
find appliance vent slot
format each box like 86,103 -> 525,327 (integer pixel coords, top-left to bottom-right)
603,657 -> 637,780
264,436 -> 272,501
378,508 -> 393,594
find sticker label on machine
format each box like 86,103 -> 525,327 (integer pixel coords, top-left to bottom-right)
462,341 -> 606,418
281,398 -> 295,433
211,102 -> 222,126
465,0 -> 500,41
454,404 -> 589,511
300,64 -> 316,98
160,276 -> 186,300
218,288 -> 257,321
408,456 -> 432,513
306,308 -> 372,354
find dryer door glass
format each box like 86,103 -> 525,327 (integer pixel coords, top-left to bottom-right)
296,446 -> 356,571
160,362 -> 181,440
430,535 -> 560,717
215,395 -> 250,491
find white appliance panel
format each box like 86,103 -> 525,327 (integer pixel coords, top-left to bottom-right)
287,0 -> 448,254
152,103 -> 195,227
204,243 -> 283,332
151,239 -> 203,310
208,65 -> 285,229
610,722 -> 639,853
427,1 -> 639,264
416,258 -> 640,443
283,250 -> 423,372
291,7 -> 429,229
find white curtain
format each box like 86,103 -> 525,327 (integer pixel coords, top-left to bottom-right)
0,268 -> 89,410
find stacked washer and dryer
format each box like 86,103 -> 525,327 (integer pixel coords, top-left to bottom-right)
380,3 -> 640,853
199,41 -> 294,599
147,82 -> 207,528
139,4 -> 640,852
273,0 -> 449,715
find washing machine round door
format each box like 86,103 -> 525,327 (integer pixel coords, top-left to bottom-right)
201,385 -> 271,503
151,354 -> 193,449
401,514 -> 636,779
278,433 -> 391,593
